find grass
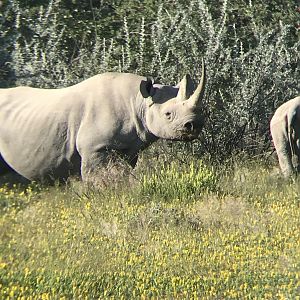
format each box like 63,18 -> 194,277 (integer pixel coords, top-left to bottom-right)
0,155 -> 300,299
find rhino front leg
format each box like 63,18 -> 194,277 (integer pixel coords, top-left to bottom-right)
80,150 -> 135,184
80,151 -> 106,183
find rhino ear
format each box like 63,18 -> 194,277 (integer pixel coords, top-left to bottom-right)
176,74 -> 195,101
140,77 -> 154,98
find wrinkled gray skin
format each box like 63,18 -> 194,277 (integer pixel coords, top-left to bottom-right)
0,63 -> 206,183
270,96 -> 300,177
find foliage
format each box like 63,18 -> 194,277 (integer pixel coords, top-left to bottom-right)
201,24 -> 299,159
0,157 -> 300,298
141,160 -> 217,199
0,1 -> 16,87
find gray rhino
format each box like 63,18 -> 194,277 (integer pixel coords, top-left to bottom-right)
0,62 -> 206,183
270,96 -> 300,177
0,64 -> 206,181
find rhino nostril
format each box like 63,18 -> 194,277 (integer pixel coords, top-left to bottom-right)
184,122 -> 193,132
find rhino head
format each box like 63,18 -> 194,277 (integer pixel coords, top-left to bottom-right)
140,60 -> 206,141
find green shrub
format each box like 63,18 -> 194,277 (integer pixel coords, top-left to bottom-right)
141,160 -> 217,200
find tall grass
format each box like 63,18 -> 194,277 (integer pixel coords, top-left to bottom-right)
0,156 -> 299,298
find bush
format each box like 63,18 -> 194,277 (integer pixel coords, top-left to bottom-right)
1,0 -> 299,159
140,160 -> 217,200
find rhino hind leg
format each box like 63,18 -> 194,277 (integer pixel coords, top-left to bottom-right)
271,121 -> 295,177
293,138 -> 300,173
272,136 -> 294,177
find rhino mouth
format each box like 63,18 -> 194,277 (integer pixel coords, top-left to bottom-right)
181,133 -> 200,141
173,131 -> 201,141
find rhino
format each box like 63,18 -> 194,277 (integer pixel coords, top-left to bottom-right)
270,95 -> 300,177
0,61 -> 206,183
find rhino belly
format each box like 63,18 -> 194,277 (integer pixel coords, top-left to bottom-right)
1,145 -> 81,181
0,125 -> 81,182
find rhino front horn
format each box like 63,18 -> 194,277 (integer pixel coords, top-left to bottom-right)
189,58 -> 206,106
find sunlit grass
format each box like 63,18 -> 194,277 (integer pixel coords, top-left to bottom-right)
0,157 -> 300,299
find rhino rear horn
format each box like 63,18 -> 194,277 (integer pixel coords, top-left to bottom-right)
189,58 -> 206,107
176,74 -> 195,101
140,77 -> 154,98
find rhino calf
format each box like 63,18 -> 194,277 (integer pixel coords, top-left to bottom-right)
270,96 -> 300,177
0,62 -> 206,183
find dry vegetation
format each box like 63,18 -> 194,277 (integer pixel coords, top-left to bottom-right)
1,153 -> 300,299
